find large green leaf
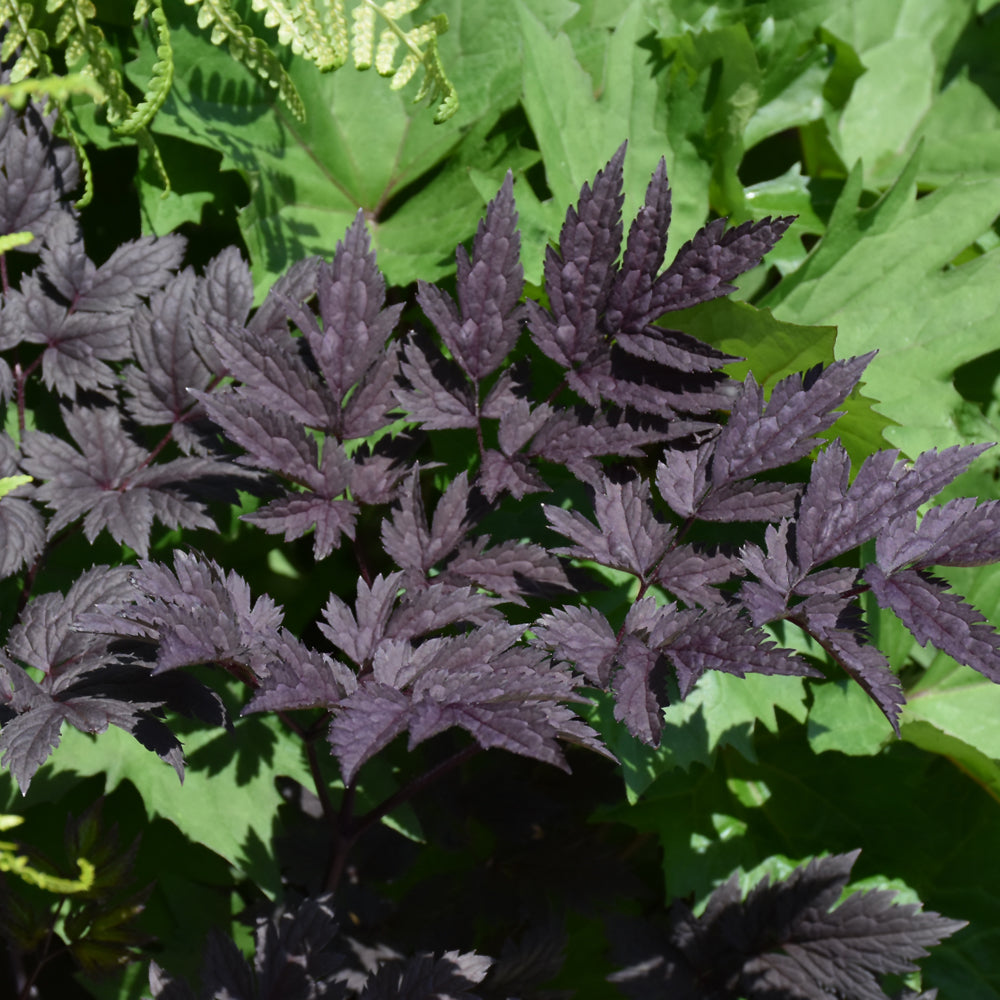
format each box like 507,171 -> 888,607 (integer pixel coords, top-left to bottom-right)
891,564 -> 1000,802
823,0 -> 1000,188
648,0 -> 840,150
50,715 -> 312,898
761,150 -> 1000,462
590,671 -> 808,803
515,1 -> 710,282
807,679 -> 895,755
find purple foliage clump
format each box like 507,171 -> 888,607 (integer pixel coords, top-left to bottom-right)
0,103 -> 982,997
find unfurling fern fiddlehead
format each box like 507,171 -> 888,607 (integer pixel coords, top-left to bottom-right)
118,0 -> 173,135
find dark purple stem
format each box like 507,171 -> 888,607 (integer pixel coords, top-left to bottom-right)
322,743 -> 481,895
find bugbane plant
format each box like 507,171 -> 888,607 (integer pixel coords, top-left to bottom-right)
0,98 -> 988,997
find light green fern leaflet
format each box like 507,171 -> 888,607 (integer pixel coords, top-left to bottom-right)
0,474 -> 32,496
0,815 -> 96,894
351,0 -> 456,121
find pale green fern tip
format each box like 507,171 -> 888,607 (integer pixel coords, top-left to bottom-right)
352,1 -> 457,122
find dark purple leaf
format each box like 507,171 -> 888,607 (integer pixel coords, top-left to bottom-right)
6,565 -> 133,678
0,101 -> 80,250
394,337 -> 478,430
79,551 -> 285,676
866,565 -> 1000,683
246,494 -> 359,560
613,852 -> 964,1000
611,633 -> 665,744
360,951 -> 491,1000
247,256 -> 321,340
793,592 -> 905,732
0,703 -> 77,793
293,212 -> 402,402
605,157 -> 671,336
418,173 -> 524,380
527,144 -> 626,369
655,546 -> 744,607
125,267 -> 214,435
530,409 -> 668,484
796,442 -> 990,571
738,521 -> 797,625
381,471 -> 472,577
200,929 -> 256,998
320,572 -> 404,666
21,407 -> 242,557
478,449 -> 548,501
712,355 -> 874,486
243,632 -> 356,715
697,480 -> 801,522
253,894 -> 347,1000
660,607 -> 814,698
444,537 -> 570,604
544,478 -> 672,578
44,233 -> 185,312
212,323 -> 333,428
655,444 -> 713,518
11,272 -> 130,396
0,492 -> 45,580
195,390 -> 322,485
340,344 -> 402,439
196,246 -> 254,353
877,497 -> 1000,573
648,214 -> 795,315
328,624 -> 606,782
147,960 -> 197,1000
389,585 -> 503,640
614,325 -> 737,372
531,605 -> 619,687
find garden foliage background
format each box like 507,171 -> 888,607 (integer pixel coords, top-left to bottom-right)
4,0 -> 1000,996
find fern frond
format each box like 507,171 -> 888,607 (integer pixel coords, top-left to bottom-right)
135,127 -> 169,197
249,0 -> 344,71
116,0 -> 172,135
0,0 -> 53,81
351,1 -> 456,122
49,0 -> 169,198
64,121 -> 95,207
300,0 -> 348,70
56,0 -> 134,126
186,0 -> 305,121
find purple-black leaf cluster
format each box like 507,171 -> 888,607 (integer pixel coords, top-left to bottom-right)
0,566 -> 225,791
0,98 -> 992,995
610,852 -> 964,1000
146,894 -> 491,1000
